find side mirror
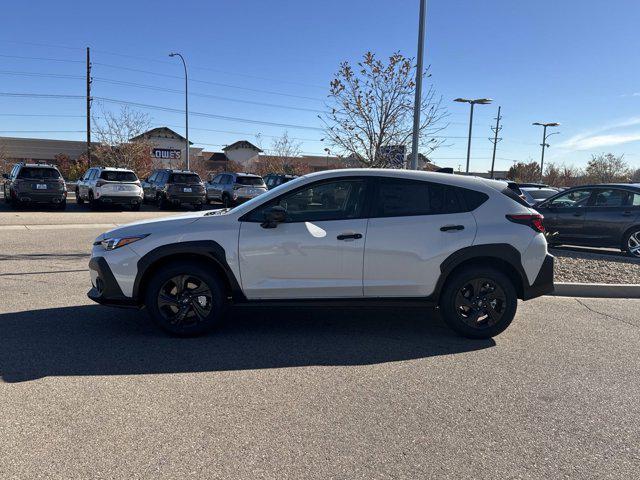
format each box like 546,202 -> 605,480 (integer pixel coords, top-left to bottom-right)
2,173 -> 8,179
260,205 -> 287,229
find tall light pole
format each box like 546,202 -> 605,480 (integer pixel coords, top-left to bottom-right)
454,98 -> 492,174
169,52 -> 189,170
410,0 -> 427,170
532,122 -> 560,181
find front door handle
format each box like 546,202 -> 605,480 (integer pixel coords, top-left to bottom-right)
572,212 -> 583,217
440,225 -> 465,232
622,211 -> 632,217
337,233 -> 363,240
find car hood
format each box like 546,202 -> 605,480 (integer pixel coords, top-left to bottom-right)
95,210 -> 220,241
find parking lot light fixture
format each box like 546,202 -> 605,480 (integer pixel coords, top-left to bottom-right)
532,122 -> 560,181
454,98 -> 493,174
169,52 -> 189,170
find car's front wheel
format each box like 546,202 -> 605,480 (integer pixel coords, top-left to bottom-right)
623,227 -> 640,258
144,261 -> 226,336
439,266 -> 518,339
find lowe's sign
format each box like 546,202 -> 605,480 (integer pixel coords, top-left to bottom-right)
152,148 -> 182,160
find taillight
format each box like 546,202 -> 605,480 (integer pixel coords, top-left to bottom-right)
506,214 -> 545,233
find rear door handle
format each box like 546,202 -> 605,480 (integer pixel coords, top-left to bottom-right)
622,211 -> 632,217
337,233 -> 363,240
440,225 -> 465,232
572,212 -> 583,217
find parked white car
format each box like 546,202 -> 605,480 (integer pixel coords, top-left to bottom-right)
88,169 -> 554,339
76,166 -> 143,210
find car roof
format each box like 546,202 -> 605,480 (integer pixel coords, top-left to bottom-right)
563,183 -> 640,190
98,166 -> 135,172
520,186 -> 557,190
157,169 -> 197,173
19,163 -> 58,169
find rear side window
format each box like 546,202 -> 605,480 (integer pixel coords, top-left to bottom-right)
235,176 -> 265,187
501,185 -> 530,207
100,170 -> 138,182
18,167 -> 60,179
169,173 -> 201,184
372,179 -> 471,217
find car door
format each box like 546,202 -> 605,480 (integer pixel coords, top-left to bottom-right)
143,172 -> 157,200
363,177 -> 477,297
79,169 -> 93,198
583,188 -> 636,247
537,188 -> 593,243
207,174 -> 222,200
238,177 -> 370,299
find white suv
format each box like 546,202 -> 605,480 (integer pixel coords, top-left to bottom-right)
88,169 -> 553,339
76,166 -> 143,210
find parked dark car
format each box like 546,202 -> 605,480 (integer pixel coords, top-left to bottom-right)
2,162 -> 67,209
518,184 -> 559,205
142,169 -> 206,210
263,173 -> 297,190
535,184 -> 640,257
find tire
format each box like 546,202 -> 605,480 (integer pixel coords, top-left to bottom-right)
130,202 -> 141,211
144,261 -> 226,336
89,191 -> 99,210
75,188 -> 85,205
622,227 -> 640,258
157,194 -> 168,210
192,203 -> 202,211
57,200 -> 67,211
222,194 -> 231,208
439,266 -> 518,339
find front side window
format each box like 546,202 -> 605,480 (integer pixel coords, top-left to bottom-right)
629,192 -> 640,207
247,178 -> 367,223
100,170 -> 138,182
548,189 -> 592,208
372,179 -> 464,217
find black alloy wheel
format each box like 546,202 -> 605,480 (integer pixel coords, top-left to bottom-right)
145,261 -> 226,336
440,266 -> 517,339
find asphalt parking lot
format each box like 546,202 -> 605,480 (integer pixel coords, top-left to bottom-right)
1,206 -> 639,479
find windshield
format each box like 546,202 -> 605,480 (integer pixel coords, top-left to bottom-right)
100,170 -> 138,182
169,173 -> 201,184
235,176 -> 265,187
18,167 -> 61,180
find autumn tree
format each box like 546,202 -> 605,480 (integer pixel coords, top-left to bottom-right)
92,106 -> 153,177
632,168 -> 640,183
585,153 -> 630,183
251,131 -> 314,176
322,51 -> 447,168
507,161 -> 542,183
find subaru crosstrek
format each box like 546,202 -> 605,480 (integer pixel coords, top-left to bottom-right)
88,169 -> 554,339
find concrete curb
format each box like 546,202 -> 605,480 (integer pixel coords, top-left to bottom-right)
551,282 -> 640,299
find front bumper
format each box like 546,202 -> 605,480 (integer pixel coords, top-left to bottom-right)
87,257 -> 139,308
522,254 -> 554,300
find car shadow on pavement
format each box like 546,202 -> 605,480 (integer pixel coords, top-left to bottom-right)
0,305 -> 494,383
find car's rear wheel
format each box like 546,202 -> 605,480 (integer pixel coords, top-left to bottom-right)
157,194 -> 168,210
130,202 -> 141,211
145,261 -> 226,336
75,188 -> 84,204
439,266 -> 518,339
89,191 -> 99,210
623,227 -> 640,258
222,194 -> 231,208
57,199 -> 67,210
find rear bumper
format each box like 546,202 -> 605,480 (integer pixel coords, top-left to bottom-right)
96,195 -> 142,205
522,254 -> 554,300
87,257 -> 139,308
167,194 -> 206,204
17,192 -> 66,203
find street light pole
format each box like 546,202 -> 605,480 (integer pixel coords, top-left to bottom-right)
454,98 -> 492,174
410,0 -> 427,170
532,122 -> 560,181
169,52 -> 189,170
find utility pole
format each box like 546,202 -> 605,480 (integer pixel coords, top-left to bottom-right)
410,0 -> 427,170
86,47 -> 92,167
169,52 -> 189,170
489,106 -> 502,179
454,97 -> 492,174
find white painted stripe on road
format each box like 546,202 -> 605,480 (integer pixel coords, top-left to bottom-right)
2,225 -> 29,230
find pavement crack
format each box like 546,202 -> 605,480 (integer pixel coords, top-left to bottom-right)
573,298 -> 638,328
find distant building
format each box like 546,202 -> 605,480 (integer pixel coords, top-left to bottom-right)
0,136 -> 90,164
129,127 -> 202,168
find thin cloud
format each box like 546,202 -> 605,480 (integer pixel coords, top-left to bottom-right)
560,133 -> 640,150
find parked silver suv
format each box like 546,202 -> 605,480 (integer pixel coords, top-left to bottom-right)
76,166 -> 143,210
205,172 -> 267,207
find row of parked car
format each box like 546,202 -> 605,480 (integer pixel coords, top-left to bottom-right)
2,162 -> 298,211
3,162 -> 640,257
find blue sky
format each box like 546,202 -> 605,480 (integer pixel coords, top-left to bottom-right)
1,0 -> 640,171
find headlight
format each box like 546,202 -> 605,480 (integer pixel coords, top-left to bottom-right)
94,234 -> 149,251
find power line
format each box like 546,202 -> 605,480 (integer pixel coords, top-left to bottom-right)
92,62 -> 324,102
0,92 -> 83,99
0,70 -> 84,80
0,113 -> 86,118
0,53 -> 84,64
